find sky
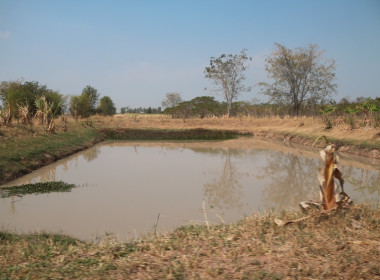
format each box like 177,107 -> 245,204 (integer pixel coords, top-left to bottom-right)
0,0 -> 379,110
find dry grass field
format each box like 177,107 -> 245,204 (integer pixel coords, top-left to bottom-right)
100,114 -> 380,142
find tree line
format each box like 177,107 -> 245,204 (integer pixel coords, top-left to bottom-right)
120,106 -> 162,114
0,80 -> 116,131
161,92 -> 379,125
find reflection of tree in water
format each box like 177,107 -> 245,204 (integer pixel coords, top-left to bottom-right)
190,147 -> 247,158
40,168 -> 56,182
258,151 -> 319,210
203,148 -> 245,214
10,196 -> 17,215
82,146 -> 100,162
341,166 -> 380,197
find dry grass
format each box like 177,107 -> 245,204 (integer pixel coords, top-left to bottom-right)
1,205 -> 379,279
102,114 -> 380,143
1,114 -> 378,145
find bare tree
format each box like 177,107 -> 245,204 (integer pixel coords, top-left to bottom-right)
161,92 -> 183,108
259,43 -> 337,116
204,49 -> 252,117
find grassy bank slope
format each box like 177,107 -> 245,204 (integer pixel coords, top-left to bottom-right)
0,123 -> 101,184
1,205 -> 379,279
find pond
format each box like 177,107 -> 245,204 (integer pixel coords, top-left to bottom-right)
1,138 -> 379,241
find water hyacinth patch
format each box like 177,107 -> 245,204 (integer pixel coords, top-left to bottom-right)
0,181 -> 76,198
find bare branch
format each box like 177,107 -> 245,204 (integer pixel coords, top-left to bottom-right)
204,49 -> 252,117
260,43 -> 337,116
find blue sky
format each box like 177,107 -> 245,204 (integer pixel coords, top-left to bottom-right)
0,0 -> 379,110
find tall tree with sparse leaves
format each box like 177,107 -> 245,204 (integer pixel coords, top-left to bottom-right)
204,49 -> 252,117
161,92 -> 183,108
259,43 -> 337,116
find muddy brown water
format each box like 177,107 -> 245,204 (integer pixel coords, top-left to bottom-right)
1,138 -> 379,241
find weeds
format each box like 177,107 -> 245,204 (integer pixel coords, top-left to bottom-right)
320,104 -> 336,129
344,114 -> 356,129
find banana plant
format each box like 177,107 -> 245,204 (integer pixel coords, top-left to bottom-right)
355,98 -> 380,126
35,96 -> 62,133
0,103 -> 12,126
320,104 -> 336,129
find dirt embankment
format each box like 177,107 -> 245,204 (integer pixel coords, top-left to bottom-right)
252,131 -> 380,159
105,114 -> 380,159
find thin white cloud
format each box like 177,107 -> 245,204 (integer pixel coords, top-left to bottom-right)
0,31 -> 11,39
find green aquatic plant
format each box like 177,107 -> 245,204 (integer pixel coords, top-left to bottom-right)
0,181 -> 76,198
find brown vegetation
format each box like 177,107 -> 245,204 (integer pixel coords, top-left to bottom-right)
1,205 -> 379,279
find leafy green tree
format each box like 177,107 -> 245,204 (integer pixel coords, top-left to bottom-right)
164,96 -> 225,118
69,94 -> 91,119
190,96 -> 222,118
98,96 -> 116,116
120,107 -> 128,114
82,85 -> 100,114
259,43 -> 337,116
164,101 -> 193,119
204,49 -> 252,117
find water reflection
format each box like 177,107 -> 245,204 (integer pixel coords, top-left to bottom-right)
257,152 -> 320,210
1,139 -> 379,240
204,148 -> 245,213
341,166 -> 380,205
82,146 -> 101,162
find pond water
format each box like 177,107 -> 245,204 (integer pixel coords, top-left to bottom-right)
1,138 -> 379,241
